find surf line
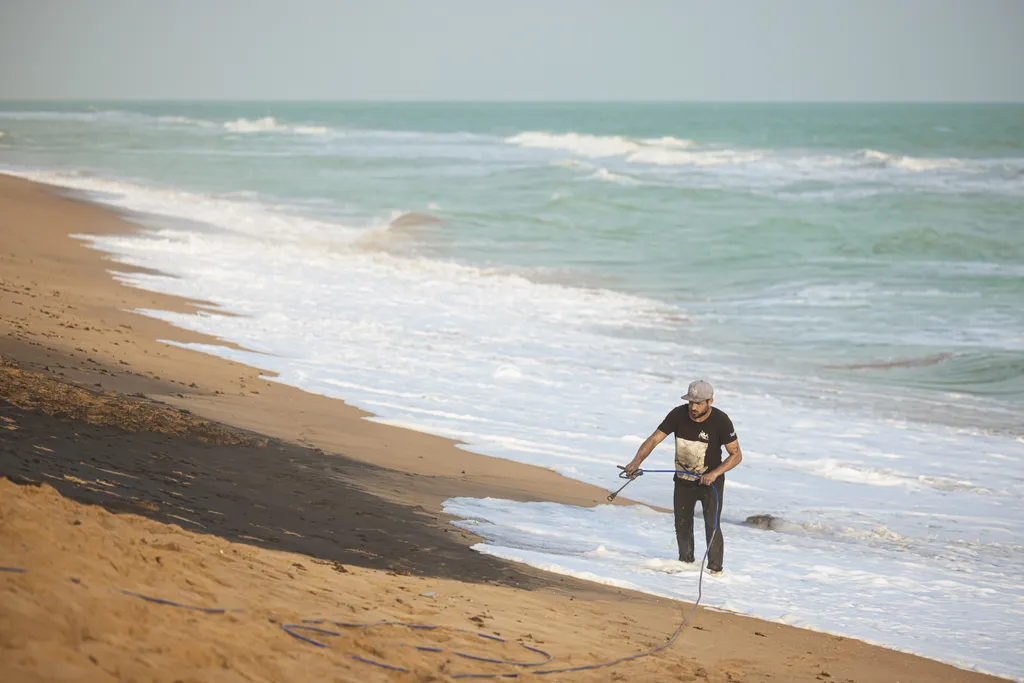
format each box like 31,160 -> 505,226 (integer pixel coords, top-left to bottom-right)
1,469 -> 719,678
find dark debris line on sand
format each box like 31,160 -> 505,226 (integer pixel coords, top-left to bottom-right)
0,354 -> 536,587
0,356 -> 263,446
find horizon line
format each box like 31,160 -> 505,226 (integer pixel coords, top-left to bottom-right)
2,98 -> 1023,106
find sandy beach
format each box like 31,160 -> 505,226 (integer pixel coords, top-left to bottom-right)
1,172 -> 1011,682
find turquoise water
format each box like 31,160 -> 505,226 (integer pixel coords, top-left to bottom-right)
3,102 -> 1022,428
3,103 -> 1024,677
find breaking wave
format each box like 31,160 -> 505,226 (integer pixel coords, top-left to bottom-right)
506,131 -> 696,158
222,117 -> 331,136
507,130 -> 1024,197
0,109 -> 332,137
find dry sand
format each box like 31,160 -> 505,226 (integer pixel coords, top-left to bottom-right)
0,173 -> 1009,682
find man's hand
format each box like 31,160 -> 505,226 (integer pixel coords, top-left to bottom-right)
700,470 -> 720,486
626,430 -> 668,479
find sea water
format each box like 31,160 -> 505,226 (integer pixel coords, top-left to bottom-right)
1,102 -> 1022,679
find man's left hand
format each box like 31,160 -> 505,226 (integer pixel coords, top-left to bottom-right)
700,471 -> 720,486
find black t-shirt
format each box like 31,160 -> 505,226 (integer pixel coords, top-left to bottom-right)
657,405 -> 737,477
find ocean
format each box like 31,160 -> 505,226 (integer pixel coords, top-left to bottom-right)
1,101 -> 1022,679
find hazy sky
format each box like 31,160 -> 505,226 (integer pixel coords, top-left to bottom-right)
2,0 -> 1022,101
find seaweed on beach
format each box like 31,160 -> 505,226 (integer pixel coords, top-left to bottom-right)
0,356 -> 265,447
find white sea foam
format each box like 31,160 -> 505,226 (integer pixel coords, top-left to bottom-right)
856,148 -> 963,171
11,169 -> 363,244
588,167 -> 638,185
647,136 -> 697,149
223,117 -> 331,136
508,131 -> 963,172
157,115 -> 218,128
626,148 -> 765,167
508,132 -> 642,157
507,132 -> 698,159
507,130 -> 1024,196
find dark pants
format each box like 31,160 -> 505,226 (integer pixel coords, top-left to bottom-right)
673,477 -> 725,571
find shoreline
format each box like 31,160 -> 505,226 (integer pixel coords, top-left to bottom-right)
1,171 -> 1013,682
0,172 -> 645,515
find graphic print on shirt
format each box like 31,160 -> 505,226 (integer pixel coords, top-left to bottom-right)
675,431 -> 710,474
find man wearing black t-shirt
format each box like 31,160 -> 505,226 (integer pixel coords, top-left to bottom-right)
623,380 -> 743,573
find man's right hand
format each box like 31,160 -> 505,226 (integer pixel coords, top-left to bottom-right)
626,430 -> 668,479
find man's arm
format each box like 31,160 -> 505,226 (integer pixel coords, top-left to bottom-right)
700,439 -> 742,485
624,430 -> 669,475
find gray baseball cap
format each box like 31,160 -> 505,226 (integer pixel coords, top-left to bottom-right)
682,379 -> 714,402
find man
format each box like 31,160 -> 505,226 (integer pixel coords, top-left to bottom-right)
624,380 -> 743,574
